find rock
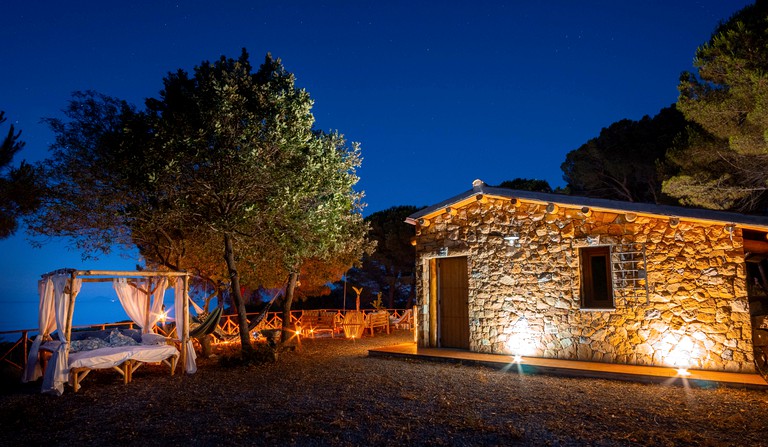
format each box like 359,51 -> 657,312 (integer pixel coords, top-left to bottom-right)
499,275 -> 515,286
636,343 -> 654,355
731,299 -> 749,313
644,309 -> 660,320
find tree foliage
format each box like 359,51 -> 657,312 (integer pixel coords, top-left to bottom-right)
663,1 -> 768,213
561,105 -> 688,204
32,93 -> 145,253
347,205 -> 420,309
0,111 -> 42,238
268,127 -> 371,341
31,50 -> 368,352
496,178 -> 553,193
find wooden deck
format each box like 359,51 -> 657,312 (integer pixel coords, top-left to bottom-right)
369,342 -> 768,389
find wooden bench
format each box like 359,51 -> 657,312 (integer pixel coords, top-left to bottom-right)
366,311 -> 390,336
300,311 -> 341,338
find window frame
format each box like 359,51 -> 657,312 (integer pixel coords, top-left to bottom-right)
579,245 -> 615,310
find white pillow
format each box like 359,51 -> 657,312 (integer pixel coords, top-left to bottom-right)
141,333 -> 168,345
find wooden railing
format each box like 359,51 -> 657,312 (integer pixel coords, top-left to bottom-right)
215,308 -> 410,337
0,329 -> 33,371
0,308 -> 412,371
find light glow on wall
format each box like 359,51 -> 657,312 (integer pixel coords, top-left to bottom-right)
652,332 -> 702,369
504,316 -> 536,356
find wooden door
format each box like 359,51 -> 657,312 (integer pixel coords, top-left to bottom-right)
438,257 -> 469,349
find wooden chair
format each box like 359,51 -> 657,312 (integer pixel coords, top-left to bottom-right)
365,311 -> 390,336
300,310 -> 340,338
390,309 -> 413,330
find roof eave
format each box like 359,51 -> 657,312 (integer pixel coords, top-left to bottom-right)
405,180 -> 768,231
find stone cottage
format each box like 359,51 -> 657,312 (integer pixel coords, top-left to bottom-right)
406,180 -> 768,373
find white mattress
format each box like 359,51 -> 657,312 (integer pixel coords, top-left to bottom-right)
68,344 -> 179,370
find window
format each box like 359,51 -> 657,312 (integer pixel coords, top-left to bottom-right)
580,246 -> 614,309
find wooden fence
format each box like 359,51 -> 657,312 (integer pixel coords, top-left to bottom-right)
0,308 -> 412,371
216,308 -> 410,337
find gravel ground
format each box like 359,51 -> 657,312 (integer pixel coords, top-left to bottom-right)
2,331 -> 768,447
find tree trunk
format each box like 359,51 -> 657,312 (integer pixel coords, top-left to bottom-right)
203,280 -> 218,313
200,335 -> 213,358
223,233 -> 253,353
387,276 -> 396,309
406,272 -> 415,309
280,271 -> 299,343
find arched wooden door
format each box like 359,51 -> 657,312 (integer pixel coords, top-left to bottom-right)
437,256 -> 469,349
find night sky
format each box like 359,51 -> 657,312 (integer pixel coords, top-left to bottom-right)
0,1 -> 753,331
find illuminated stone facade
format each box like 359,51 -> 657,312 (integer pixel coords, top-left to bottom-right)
413,196 -> 756,373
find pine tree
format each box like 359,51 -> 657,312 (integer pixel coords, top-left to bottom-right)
663,1 -> 768,213
562,106 -> 687,204
0,111 -> 41,238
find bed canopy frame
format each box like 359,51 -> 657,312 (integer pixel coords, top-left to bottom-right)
23,268 -> 196,394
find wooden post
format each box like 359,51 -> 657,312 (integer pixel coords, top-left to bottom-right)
429,258 -> 438,348
145,277 -> 153,332
65,271 -> 77,344
184,275 -> 191,362
353,286 -> 362,312
745,239 -> 768,253
22,330 -> 28,370
181,274 -> 190,373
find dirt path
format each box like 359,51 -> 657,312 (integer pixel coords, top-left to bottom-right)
2,332 -> 767,446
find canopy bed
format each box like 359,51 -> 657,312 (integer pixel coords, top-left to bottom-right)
22,268 -> 197,395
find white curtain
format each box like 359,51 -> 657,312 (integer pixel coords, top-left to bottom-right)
114,278 -> 143,328
113,277 -> 168,334
174,277 -> 197,374
146,278 -> 168,332
42,274 -> 82,395
22,278 -> 56,383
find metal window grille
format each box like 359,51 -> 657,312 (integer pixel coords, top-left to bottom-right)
610,243 -> 649,306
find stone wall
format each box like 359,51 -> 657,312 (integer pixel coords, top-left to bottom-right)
414,198 -> 755,373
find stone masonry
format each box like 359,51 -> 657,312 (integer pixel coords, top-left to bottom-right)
414,198 -> 755,373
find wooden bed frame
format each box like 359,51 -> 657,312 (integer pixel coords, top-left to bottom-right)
70,364 -> 131,392
32,269 -> 195,395
42,342 -> 179,392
